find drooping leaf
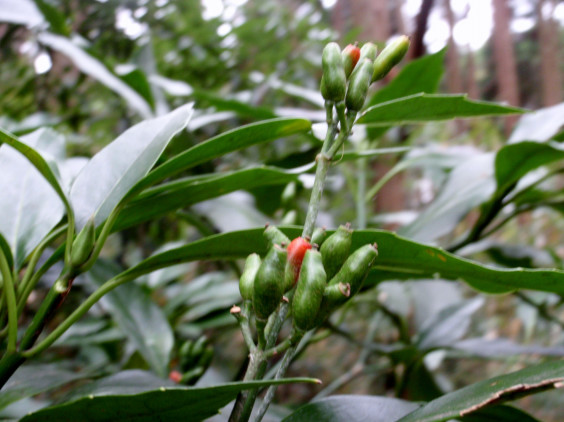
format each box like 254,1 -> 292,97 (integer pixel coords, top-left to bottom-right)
357,94 -> 524,126
116,228 -> 564,296
113,167 -> 298,231
37,32 -> 153,119
20,370 -> 319,422
282,395 -> 420,422
70,103 -> 193,229
0,364 -> 89,410
129,117 -> 311,196
397,360 -> 564,422
0,128 -> 68,268
88,261 -> 174,378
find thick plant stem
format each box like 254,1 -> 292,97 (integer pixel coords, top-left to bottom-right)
228,349 -> 266,422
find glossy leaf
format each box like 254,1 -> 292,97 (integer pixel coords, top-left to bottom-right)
70,103 -> 193,229
129,117 -> 311,196
114,167 -> 298,231
397,360 -> 564,422
509,102 -> 564,143
0,128 -> 68,268
282,395 -> 420,422
0,364 -> 88,410
88,261 -> 174,378
37,32 -> 153,119
20,371 -> 319,422
357,94 -> 524,126
116,228 -> 564,296
460,405 -> 541,422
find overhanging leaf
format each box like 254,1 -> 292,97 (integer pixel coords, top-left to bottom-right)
20,372 -> 319,422
70,103 -> 193,229
117,228 -> 564,296
357,94 -> 525,126
397,360 -> 564,422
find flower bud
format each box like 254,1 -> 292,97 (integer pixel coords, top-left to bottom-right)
372,35 -> 410,82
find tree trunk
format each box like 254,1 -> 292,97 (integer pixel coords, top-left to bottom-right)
332,0 -> 390,42
537,0 -> 562,107
444,0 -> 462,94
410,0 -> 435,59
492,0 -> 520,133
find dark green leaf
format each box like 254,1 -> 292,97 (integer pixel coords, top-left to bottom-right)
495,141 -> 564,194
357,94 -> 524,126
117,67 -> 155,110
459,405 -> 541,422
20,371 -> 319,422
0,364 -> 88,410
193,89 -> 276,120
70,103 -> 193,229
37,32 -> 153,119
397,360 -> 564,422
400,360 -> 444,401
0,128 -> 68,268
129,117 -> 311,196
117,228 -> 564,296
88,261 -> 174,378
114,167 -> 298,231
282,395 -> 420,422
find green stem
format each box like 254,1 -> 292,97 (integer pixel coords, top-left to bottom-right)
20,272 -> 135,358
0,249 -> 17,353
357,157 -> 367,229
228,350 -> 266,422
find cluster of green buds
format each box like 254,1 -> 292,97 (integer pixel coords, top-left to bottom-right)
320,36 -> 410,126
238,224 -> 378,332
169,335 -> 214,385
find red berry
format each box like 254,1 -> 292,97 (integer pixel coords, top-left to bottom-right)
342,43 -> 361,77
287,237 -> 313,282
169,370 -> 182,383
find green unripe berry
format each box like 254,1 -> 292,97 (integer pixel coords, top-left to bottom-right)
239,253 -> 261,301
253,244 -> 287,320
292,249 -> 327,331
329,243 -> 378,296
320,224 -> 353,279
372,35 -> 410,82
70,217 -> 96,268
321,42 -> 346,102
263,224 -> 290,247
311,282 -> 351,327
311,226 -> 327,248
359,42 -> 378,62
345,58 -> 374,112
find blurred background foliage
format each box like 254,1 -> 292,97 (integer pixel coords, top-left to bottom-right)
1,0 -> 564,421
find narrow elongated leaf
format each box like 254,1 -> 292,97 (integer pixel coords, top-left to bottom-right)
282,395 -> 420,422
0,128 -> 68,267
509,102 -> 564,143
0,0 -> 43,26
399,153 -> 496,243
117,228 -> 564,296
397,360 -> 564,422
452,338 -> 564,358
460,405 -> 541,422
357,94 -> 524,126
20,372 -> 319,422
33,0 -> 70,35
114,167 -> 298,231
37,32 -> 153,119
0,364 -> 88,410
129,117 -> 311,196
88,261 -> 174,378
70,103 -> 193,229
192,89 -> 276,119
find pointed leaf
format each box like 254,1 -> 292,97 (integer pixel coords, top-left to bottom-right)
509,102 -> 564,143
114,167 -> 298,231
0,128 -> 68,267
129,117 -> 311,197
70,103 -> 193,229
20,372 -> 319,422
37,32 -> 153,119
117,228 -> 564,296
282,395 -> 420,422
357,94 -> 525,126
88,261 -> 174,377
397,360 -> 564,422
